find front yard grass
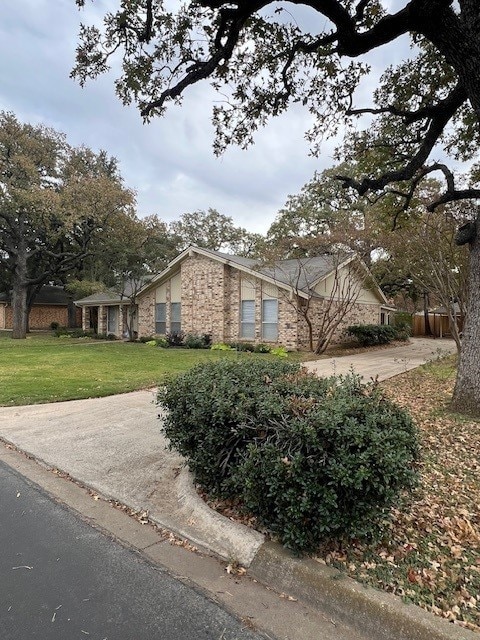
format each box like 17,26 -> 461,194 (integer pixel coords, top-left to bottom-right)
0,331 -> 259,405
314,355 -> 480,632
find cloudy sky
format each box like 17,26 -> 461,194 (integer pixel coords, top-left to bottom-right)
0,1 -> 404,234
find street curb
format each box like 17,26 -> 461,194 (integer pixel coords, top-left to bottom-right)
174,468 -> 265,566
0,434 -> 264,567
1,426 -> 476,640
249,541 -> 478,640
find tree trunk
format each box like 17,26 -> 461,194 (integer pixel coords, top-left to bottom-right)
451,228 -> 480,413
445,304 -> 462,354
67,299 -> 77,328
423,292 -> 433,336
314,337 -> 328,355
304,313 -> 314,352
12,289 -> 28,338
26,283 -> 44,334
11,260 -> 28,339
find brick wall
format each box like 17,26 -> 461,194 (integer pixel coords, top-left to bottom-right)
223,265 -> 239,343
138,289 -> 156,337
277,295 -> 299,351
297,298 -> 381,350
4,305 -> 81,330
219,266 -> 298,348
136,252 -> 380,350
82,306 -> 90,331
180,254 -> 226,341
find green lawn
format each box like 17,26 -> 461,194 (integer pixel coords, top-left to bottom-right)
0,331 -> 271,406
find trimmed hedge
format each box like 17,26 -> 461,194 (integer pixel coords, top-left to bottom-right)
158,360 -> 418,554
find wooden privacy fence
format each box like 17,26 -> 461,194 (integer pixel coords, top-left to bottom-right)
413,313 -> 464,338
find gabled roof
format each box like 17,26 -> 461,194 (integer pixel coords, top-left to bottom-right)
75,277 -> 155,306
138,246 -> 388,304
75,290 -> 123,306
0,285 -> 73,306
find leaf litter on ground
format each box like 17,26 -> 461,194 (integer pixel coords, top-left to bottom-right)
204,355 -> 480,631
313,356 -> 480,632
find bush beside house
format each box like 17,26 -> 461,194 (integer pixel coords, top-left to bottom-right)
345,323 -> 410,346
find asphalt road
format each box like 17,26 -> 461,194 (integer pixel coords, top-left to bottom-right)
0,460 -> 263,640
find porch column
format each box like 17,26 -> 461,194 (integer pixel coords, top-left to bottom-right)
98,305 -> 105,333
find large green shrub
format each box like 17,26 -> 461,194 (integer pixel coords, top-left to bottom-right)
159,359 -> 305,491
392,312 -> 413,341
346,324 -> 400,346
158,361 -> 418,554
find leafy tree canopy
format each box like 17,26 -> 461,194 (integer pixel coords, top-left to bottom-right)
0,111 -> 134,338
266,163 -> 421,263
74,0 -> 480,209
72,1 -> 480,413
169,208 -> 263,255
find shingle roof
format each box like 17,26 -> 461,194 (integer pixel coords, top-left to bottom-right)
74,290 -> 121,305
206,249 -> 350,293
75,277 -> 155,305
0,285 -> 73,306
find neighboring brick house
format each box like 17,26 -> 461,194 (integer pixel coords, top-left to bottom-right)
131,247 -> 391,350
0,285 -> 81,330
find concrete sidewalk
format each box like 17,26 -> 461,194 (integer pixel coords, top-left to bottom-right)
0,337 -> 470,640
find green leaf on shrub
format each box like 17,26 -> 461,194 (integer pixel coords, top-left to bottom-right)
158,360 -> 419,554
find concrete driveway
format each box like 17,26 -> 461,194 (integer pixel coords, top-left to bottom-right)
303,337 -> 456,381
0,389 -> 264,565
0,336 -> 464,640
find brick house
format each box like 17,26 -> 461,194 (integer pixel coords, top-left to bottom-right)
0,285 -> 81,331
75,247 -> 391,348
129,247 -> 389,349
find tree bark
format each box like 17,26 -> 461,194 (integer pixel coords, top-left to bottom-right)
445,304 -> 462,353
451,224 -> 480,413
12,277 -> 28,339
12,245 -> 28,340
68,299 -> 77,328
423,292 -> 433,336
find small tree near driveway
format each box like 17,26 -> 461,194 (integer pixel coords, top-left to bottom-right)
268,254 -> 366,354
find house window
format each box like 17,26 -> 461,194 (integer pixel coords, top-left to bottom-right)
240,277 -> 256,339
240,300 -> 255,339
155,303 -> 166,334
170,302 -> 181,334
262,298 -> 278,341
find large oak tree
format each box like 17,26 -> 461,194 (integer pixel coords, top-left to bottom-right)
73,0 -> 480,413
0,112 -> 133,339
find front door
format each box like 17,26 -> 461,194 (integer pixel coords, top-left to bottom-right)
90,307 -> 99,333
107,306 -> 118,335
